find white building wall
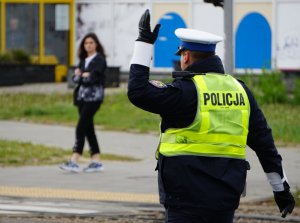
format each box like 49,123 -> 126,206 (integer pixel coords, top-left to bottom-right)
192,3 -> 224,62
234,0 -> 300,72
74,0 -> 300,72
276,0 -> 300,71
74,0 -> 224,72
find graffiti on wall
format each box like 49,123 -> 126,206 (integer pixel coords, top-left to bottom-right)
75,3 -> 146,68
277,35 -> 300,60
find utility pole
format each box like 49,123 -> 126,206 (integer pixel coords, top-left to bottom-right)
203,0 -> 234,74
223,0 -> 234,74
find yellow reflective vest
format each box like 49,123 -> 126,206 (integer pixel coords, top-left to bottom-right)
158,73 -> 250,159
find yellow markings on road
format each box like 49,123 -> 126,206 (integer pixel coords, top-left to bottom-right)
0,186 -> 159,204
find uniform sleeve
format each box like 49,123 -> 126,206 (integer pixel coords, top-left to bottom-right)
128,41 -> 183,114
128,64 -> 182,114
243,83 -> 290,191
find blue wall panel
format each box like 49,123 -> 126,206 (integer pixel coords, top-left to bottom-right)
235,12 -> 272,69
154,12 -> 186,68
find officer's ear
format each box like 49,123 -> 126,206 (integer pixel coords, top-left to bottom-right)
182,51 -> 190,64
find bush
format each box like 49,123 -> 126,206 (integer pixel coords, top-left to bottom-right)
10,49 -> 30,64
0,52 -> 12,64
292,78 -> 300,105
257,70 -> 288,104
237,71 -> 288,104
0,49 -> 30,64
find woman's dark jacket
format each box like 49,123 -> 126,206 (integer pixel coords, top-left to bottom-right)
73,53 -> 107,104
127,55 -> 284,211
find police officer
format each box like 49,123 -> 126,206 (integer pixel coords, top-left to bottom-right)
127,10 -> 295,223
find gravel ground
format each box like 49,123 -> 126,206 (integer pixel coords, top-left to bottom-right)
1,202 -> 299,223
0,212 -> 163,223
234,201 -> 300,223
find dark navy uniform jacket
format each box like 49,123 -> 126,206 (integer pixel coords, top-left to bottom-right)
127,55 -> 285,211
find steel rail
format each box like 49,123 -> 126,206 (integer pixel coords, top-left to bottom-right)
235,213 -> 300,222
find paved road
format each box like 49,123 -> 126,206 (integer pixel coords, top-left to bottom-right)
0,120 -> 300,216
0,120 -> 161,216
1,83 -> 299,221
1,120 -> 300,199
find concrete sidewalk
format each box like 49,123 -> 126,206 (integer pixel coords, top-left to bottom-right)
0,121 -> 158,194
0,120 -> 300,214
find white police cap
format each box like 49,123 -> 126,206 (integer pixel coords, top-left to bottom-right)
175,28 -> 223,55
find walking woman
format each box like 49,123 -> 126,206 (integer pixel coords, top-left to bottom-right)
60,33 -> 107,173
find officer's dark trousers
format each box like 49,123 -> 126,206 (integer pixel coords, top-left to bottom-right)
165,207 -> 235,223
73,101 -> 101,156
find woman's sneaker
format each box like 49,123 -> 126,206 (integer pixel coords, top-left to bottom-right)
59,160 -> 80,173
83,162 -> 104,173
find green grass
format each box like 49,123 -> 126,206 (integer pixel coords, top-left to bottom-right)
261,104 -> 300,146
0,139 -> 139,167
0,92 -> 160,132
295,189 -> 300,207
96,92 -> 160,132
0,93 -> 76,124
0,92 -> 299,145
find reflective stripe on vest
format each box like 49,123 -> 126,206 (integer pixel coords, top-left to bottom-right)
158,73 -> 250,159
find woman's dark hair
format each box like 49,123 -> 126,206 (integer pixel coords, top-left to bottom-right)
78,33 -> 106,60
